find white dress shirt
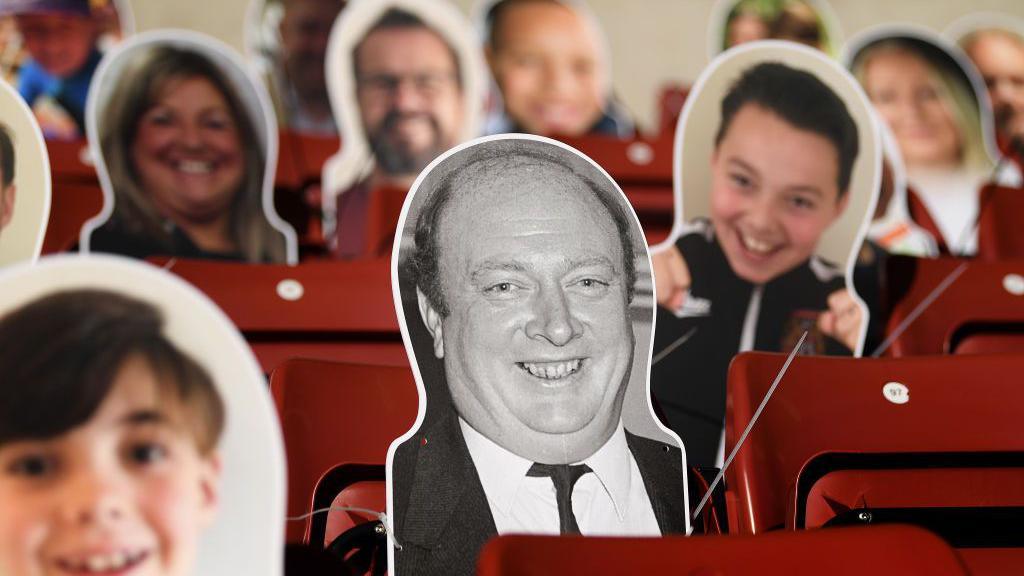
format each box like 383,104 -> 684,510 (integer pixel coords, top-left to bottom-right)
459,418 -> 662,536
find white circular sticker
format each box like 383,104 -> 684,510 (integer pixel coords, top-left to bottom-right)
882,381 -> 910,405
626,141 -> 654,165
1003,274 -> 1024,296
276,278 -> 304,301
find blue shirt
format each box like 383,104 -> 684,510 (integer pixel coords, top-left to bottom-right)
17,47 -> 102,136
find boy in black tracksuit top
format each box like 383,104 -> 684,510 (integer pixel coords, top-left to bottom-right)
652,62 -> 865,467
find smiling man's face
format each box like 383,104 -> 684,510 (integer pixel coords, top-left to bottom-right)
419,158 -> 633,464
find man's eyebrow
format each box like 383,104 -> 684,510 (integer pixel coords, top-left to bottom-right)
120,409 -> 171,426
727,157 -> 826,198
469,260 -> 529,281
568,256 -> 619,273
725,157 -> 759,175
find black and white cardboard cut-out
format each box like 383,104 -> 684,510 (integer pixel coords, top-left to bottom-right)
0,254 -> 286,576
386,134 -> 691,575
844,25 -> 1005,255
706,0 -> 843,60
869,116 -> 939,257
471,0 -> 632,139
0,79 -> 50,268
650,41 -> 880,468
321,0 -> 486,240
79,30 -> 298,264
244,0 -> 345,136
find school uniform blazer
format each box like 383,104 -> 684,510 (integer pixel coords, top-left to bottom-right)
392,410 -> 689,576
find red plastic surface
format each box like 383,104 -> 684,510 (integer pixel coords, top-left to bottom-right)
478,525 -> 968,576
725,352 -> 1024,535
884,257 -> 1024,356
977,184 -> 1024,261
159,258 -> 405,373
269,359 -> 418,543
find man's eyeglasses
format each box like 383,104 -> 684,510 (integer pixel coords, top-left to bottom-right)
357,72 -> 458,100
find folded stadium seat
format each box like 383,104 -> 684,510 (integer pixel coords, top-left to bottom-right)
977,184 -> 1024,261
45,138 -> 98,183
657,83 -> 690,138
294,133 -> 342,185
477,525 -> 968,576
42,180 -> 105,254
157,257 -> 408,372
725,352 -> 1024,574
556,135 -> 675,245
883,255 -> 1024,356
269,359 -> 418,544
360,185 -> 410,259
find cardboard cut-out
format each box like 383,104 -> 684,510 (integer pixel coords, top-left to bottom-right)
244,0 -> 345,136
706,0 -> 843,60
0,0 -> 134,140
868,117 -> 939,257
472,0 -> 634,139
0,254 -> 285,576
386,134 -> 690,576
321,0 -> 487,253
0,78 -> 50,268
844,25 -> 1004,255
945,13 -> 1024,154
79,30 -> 299,264
651,41 -> 880,467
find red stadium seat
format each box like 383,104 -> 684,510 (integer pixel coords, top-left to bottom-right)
310,464 -> 387,548
45,138 -> 97,183
725,352 -> 1024,542
977,183 -> 1024,261
884,256 -> 1024,356
356,185 -> 410,260
294,133 -> 342,185
657,83 -> 690,138
158,257 -> 408,372
555,135 -> 675,245
270,359 -> 418,543
42,181 -> 104,254
477,525 -> 968,576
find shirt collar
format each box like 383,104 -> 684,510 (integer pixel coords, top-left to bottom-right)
581,421 -> 632,521
458,417 -> 632,521
459,417 -> 534,518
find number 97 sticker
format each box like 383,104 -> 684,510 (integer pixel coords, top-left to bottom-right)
883,382 -> 910,405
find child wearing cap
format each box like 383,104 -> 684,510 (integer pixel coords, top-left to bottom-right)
1,0 -> 102,139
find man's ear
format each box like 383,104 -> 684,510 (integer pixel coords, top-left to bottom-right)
416,287 -> 444,359
197,451 -> 222,530
0,185 -> 15,230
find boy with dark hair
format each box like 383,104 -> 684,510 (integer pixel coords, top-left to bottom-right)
652,62 -> 863,466
0,289 -> 224,576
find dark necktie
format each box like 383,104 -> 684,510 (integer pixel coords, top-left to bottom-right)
527,463 -> 593,534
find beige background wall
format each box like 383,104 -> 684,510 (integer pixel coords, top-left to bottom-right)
128,0 -> 1024,134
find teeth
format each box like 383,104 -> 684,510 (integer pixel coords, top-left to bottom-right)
63,550 -> 144,573
520,359 -> 581,380
178,159 -> 212,174
87,556 -> 109,572
741,233 -> 775,254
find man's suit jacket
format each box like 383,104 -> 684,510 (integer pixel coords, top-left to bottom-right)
391,411 -> 689,576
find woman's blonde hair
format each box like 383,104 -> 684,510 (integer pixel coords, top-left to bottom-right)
99,44 -> 286,262
853,38 -> 992,173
